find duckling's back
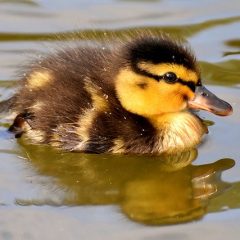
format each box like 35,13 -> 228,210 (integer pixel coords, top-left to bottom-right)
9,44 -> 157,153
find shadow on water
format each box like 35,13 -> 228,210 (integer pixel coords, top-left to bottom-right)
16,141 -> 236,225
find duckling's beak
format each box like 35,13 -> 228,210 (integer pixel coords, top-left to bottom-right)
188,86 -> 233,116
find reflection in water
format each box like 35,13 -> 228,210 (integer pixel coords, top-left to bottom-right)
18,142 -> 235,225
1,16 -> 240,42
200,61 -> 240,86
0,0 -> 38,6
225,39 -> 240,48
224,38 -> 240,57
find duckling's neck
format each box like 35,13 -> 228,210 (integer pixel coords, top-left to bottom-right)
148,111 -> 207,153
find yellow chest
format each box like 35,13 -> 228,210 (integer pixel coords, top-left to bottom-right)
149,112 -> 207,153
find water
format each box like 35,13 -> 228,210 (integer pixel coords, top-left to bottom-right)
0,0 -> 240,239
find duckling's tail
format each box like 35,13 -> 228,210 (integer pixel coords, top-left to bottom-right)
0,97 -> 15,113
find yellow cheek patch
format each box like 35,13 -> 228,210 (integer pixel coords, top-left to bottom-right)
158,83 -> 187,112
168,83 -> 195,103
115,68 -> 191,116
115,68 -> 163,116
27,71 -> 52,89
138,62 -> 199,83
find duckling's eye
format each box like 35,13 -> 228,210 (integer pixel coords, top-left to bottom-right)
163,72 -> 178,84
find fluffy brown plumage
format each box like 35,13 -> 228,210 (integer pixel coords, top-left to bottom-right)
7,33 -> 232,154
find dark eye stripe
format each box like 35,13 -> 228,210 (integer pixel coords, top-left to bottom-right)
158,76 -> 196,92
144,72 -> 196,92
177,78 -> 196,92
133,63 -> 197,92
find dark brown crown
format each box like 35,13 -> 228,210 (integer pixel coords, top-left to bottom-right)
124,34 -> 198,71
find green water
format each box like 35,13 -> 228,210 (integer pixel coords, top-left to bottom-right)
0,0 -> 240,239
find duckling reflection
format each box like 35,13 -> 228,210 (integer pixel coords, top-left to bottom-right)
19,143 -> 234,225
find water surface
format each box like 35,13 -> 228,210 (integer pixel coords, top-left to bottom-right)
0,0 -> 240,239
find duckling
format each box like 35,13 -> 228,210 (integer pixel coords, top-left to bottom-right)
7,33 -> 232,154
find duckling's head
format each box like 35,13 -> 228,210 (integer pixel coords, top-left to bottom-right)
115,35 -> 232,117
